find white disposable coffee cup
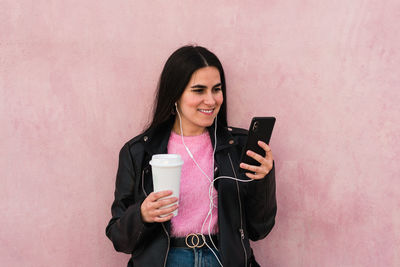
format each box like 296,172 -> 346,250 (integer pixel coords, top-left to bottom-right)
150,154 -> 183,217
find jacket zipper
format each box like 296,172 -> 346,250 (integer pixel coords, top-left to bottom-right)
142,169 -> 170,267
228,153 -> 248,267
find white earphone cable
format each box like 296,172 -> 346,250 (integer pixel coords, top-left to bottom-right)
175,103 -> 253,267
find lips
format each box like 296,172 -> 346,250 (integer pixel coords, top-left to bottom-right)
198,109 -> 214,115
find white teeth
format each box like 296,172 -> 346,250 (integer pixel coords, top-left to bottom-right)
199,109 -> 213,113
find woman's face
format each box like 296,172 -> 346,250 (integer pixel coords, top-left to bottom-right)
174,66 -> 224,136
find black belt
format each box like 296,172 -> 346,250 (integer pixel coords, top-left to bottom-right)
170,234 -> 218,249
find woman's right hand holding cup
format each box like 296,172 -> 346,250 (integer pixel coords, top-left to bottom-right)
140,190 -> 178,223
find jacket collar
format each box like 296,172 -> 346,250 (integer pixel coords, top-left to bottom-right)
140,118 -> 237,156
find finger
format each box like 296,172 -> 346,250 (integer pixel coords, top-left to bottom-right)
151,204 -> 178,220
257,141 -> 270,151
258,141 -> 273,159
149,190 -> 173,201
154,213 -> 174,223
245,172 -> 265,180
240,162 -> 264,174
154,197 -> 179,209
245,150 -> 267,164
157,203 -> 179,215
263,159 -> 274,171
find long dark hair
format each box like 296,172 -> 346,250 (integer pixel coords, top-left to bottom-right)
145,45 -> 228,132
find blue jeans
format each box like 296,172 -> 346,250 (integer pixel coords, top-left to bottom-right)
166,247 -> 221,267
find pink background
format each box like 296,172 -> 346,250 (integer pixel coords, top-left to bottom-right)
1,1 -> 399,266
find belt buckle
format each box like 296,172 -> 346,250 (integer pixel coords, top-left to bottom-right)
185,233 -> 205,248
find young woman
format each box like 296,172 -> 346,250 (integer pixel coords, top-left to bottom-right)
106,45 -> 277,267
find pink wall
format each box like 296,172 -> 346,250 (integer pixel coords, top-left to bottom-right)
1,1 -> 399,266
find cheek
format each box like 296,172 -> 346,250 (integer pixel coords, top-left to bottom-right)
216,94 -> 224,106
180,95 -> 197,107
181,98 -> 201,113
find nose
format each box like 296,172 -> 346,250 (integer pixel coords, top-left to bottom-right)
203,91 -> 216,106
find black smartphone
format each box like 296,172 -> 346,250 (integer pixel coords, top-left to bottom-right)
240,117 -> 276,171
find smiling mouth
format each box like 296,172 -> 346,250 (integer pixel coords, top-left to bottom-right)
198,109 -> 214,114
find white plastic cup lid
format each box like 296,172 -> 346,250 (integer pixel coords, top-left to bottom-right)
149,154 -> 184,167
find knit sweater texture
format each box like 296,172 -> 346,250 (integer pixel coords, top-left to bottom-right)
167,131 -> 218,237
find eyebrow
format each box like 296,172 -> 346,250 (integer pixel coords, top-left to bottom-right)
190,83 -> 222,89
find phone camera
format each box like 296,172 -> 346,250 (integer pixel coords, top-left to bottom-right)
252,121 -> 259,132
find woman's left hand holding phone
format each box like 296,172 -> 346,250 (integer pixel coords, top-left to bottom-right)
239,141 -> 274,180
140,190 -> 179,223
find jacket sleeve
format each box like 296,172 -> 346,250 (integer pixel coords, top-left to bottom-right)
244,163 -> 277,241
232,131 -> 277,241
105,143 -> 156,254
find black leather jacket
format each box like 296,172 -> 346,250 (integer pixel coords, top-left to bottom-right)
106,120 -> 277,267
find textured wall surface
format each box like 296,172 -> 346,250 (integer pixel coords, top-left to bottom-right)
1,1 -> 399,266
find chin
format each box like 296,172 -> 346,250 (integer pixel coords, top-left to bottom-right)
199,118 -> 216,128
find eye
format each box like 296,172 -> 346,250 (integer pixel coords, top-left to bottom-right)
213,87 -> 222,92
192,89 -> 204,93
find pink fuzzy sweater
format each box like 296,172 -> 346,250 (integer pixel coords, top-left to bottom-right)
167,131 -> 218,237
